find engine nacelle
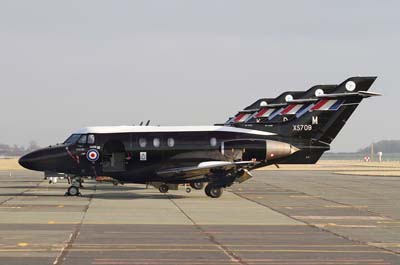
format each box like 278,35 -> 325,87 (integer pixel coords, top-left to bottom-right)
221,139 -> 299,161
266,140 -> 299,160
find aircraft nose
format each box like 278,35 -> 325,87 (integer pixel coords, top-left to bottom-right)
19,148 -> 52,171
19,146 -> 73,172
19,152 -> 40,170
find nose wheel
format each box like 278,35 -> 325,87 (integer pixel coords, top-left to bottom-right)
65,177 -> 82,196
65,186 -> 80,196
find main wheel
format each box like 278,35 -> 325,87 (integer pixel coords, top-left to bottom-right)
190,182 -> 204,190
205,184 -> 223,198
67,186 -> 80,196
159,184 -> 169,193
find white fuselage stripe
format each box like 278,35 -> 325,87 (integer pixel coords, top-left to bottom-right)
73,126 -> 276,136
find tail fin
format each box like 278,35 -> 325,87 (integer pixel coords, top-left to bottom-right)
224,76 -> 380,144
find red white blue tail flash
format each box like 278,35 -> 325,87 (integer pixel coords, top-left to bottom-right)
311,99 -> 344,111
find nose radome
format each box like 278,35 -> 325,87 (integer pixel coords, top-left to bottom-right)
18,153 -> 35,170
18,150 -> 47,171
19,146 -> 71,172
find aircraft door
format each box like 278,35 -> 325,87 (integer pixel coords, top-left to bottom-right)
102,140 -> 127,172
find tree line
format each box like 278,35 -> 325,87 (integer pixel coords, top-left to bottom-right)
357,140 -> 400,154
0,141 -> 41,156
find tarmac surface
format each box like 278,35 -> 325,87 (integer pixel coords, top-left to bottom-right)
0,169 -> 399,265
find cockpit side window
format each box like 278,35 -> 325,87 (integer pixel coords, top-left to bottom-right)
78,135 -> 87,144
64,134 -> 81,144
87,134 -> 95,144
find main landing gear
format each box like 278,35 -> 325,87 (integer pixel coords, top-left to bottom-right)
190,182 -> 204,190
204,183 -> 223,198
183,182 -> 204,194
159,184 -> 169,193
155,182 -> 223,198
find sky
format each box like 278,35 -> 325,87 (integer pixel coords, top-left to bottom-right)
0,0 -> 399,152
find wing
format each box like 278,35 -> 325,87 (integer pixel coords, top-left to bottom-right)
156,160 -> 258,180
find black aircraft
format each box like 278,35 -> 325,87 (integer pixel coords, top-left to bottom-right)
19,77 -> 380,198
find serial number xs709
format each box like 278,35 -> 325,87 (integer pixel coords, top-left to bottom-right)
292,124 -> 313,131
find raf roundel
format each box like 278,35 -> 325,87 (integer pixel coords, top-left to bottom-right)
345,81 -> 356,91
86,149 -> 100,162
285,94 -> 293,102
315,88 -> 324,97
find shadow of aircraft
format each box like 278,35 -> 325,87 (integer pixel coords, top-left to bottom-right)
0,191 -> 187,200
0,184 -> 147,191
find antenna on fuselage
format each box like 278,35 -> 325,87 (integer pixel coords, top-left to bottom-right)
139,121 -> 143,126
146,120 -> 150,126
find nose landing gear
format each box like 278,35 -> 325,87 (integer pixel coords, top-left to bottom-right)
65,177 -> 82,196
66,186 -> 80,196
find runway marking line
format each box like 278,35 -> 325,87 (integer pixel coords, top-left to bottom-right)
369,242 -> 400,247
91,260 -> 390,265
94,258 -> 385,262
103,231 -> 306,234
324,205 -> 368,208
377,221 -> 400,224
0,243 -> 372,250
292,216 -> 390,220
289,195 -> 312,198
67,243 -> 371,247
54,248 -> 390,253
92,259 -> 392,265
0,248 -> 387,253
92,258 -> 390,265
315,223 -> 378,228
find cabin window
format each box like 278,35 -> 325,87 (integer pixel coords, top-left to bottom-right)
87,134 -> 95,144
210,137 -> 217,147
78,135 -> 87,144
139,138 -> 147,148
167,138 -> 175,147
153,138 -> 161,148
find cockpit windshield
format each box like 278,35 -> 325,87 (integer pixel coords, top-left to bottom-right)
64,134 -> 81,144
